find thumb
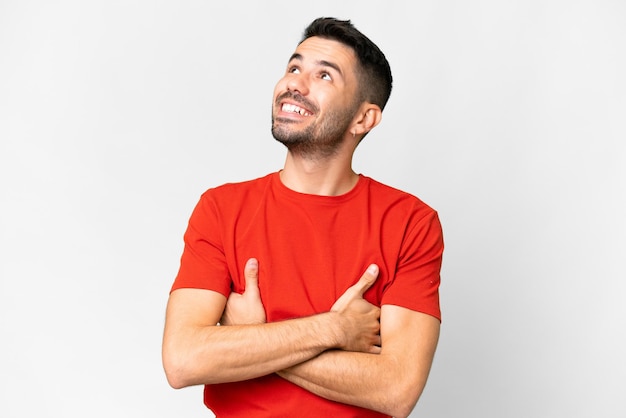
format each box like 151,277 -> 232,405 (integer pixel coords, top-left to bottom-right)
352,264 -> 379,296
243,258 -> 260,295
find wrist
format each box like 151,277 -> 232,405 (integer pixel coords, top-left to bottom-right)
318,311 -> 345,350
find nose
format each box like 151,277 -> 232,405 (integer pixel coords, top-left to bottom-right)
286,73 -> 309,96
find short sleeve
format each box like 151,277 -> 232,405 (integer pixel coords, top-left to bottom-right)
381,208 -> 444,321
170,192 -> 232,296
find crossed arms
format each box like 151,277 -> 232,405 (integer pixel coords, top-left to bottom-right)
162,259 -> 440,418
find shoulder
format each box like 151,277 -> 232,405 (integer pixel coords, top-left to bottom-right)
184,173 -> 276,222
362,176 -> 438,221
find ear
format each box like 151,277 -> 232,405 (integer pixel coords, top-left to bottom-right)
350,103 -> 382,138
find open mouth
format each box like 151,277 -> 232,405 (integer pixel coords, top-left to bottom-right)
281,102 -> 313,117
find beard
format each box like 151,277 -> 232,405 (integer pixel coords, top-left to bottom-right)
272,93 -> 359,160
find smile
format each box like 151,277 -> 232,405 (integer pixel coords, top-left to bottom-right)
281,103 -> 313,116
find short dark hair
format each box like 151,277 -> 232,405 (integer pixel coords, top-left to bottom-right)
300,17 -> 393,110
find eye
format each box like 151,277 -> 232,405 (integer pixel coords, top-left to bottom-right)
288,66 -> 300,74
321,72 -> 332,81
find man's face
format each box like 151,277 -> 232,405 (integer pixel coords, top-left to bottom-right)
271,36 -> 361,158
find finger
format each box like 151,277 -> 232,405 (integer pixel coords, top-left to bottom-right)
243,258 -> 260,295
352,264 -> 379,296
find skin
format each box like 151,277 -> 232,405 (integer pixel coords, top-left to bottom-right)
163,260 -> 382,385
226,260 -> 440,418
271,38 -> 362,161
271,37 -> 380,196
162,36 -> 440,418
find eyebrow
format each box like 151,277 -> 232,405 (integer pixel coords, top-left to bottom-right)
288,53 -> 343,77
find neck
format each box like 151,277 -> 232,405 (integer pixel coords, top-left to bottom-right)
280,151 -> 359,196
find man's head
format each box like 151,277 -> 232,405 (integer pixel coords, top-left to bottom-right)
301,17 -> 392,111
271,17 -> 392,159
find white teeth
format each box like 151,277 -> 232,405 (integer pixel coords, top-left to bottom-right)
282,103 -> 311,116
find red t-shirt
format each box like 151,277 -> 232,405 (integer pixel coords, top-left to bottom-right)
172,172 -> 443,417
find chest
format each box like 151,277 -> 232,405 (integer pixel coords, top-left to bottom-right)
223,198 -> 406,321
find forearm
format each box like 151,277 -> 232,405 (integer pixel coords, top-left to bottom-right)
164,263 -> 383,389
164,309 -> 342,388
278,307 -> 440,418
278,350 -> 416,417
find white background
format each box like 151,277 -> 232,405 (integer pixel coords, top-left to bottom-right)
1,1 -> 625,417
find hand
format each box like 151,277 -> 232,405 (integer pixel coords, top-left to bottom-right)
331,264 -> 381,354
220,258 -> 267,325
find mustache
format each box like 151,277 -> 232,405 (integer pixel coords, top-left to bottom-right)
275,91 -> 318,114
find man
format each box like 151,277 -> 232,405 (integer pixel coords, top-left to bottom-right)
162,17 -> 443,418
